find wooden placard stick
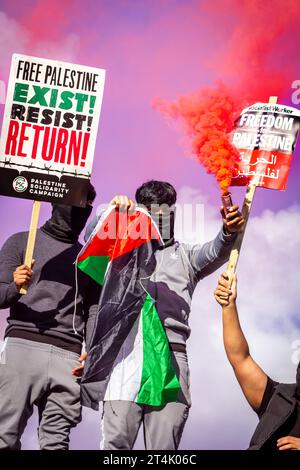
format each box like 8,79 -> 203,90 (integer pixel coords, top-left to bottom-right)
19,200 -> 41,295
226,95 -> 278,280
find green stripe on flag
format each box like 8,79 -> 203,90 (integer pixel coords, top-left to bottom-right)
77,255 -> 110,285
137,293 -> 181,406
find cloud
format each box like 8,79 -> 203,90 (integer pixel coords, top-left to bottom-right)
0,12 -> 28,72
177,186 -> 300,449
0,10 -> 79,78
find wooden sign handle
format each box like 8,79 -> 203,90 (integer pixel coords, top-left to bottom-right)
226,95 -> 278,280
226,184 -> 256,278
19,200 -> 41,295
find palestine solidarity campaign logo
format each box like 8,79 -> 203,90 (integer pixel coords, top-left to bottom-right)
12,176 -> 28,193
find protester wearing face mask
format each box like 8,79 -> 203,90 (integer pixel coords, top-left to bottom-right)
0,183 -> 101,450
84,180 -> 244,450
215,273 -> 300,451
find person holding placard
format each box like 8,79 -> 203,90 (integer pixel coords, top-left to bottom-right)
214,273 -> 300,450
0,183 -> 100,450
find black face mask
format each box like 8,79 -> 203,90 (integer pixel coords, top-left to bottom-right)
41,204 -> 93,243
152,211 -> 175,245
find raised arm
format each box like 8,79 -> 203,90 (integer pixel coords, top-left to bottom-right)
214,273 -> 268,412
188,204 -> 245,279
188,227 -> 236,279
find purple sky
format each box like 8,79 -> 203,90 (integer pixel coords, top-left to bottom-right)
0,0 -> 300,449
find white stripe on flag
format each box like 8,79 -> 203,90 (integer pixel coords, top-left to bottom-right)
104,312 -> 143,401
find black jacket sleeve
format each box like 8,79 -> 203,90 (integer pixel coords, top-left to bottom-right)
257,377 -> 279,418
0,233 -> 24,309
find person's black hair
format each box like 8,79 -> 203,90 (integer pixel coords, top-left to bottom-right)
135,180 -> 177,208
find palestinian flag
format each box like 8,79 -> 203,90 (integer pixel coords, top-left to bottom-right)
77,206 -> 155,286
79,206 -> 181,409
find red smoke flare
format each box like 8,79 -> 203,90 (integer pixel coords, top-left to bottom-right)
154,84 -> 242,192
154,0 -> 299,193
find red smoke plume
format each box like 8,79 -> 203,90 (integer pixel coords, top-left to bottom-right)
154,0 -> 300,192
154,84 -> 242,192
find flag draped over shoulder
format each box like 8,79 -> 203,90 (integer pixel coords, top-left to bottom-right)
78,206 -> 181,409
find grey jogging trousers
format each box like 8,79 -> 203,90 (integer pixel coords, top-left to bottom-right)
101,350 -> 191,450
0,337 -> 82,450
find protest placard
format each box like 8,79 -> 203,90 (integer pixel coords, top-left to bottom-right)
227,97 -> 300,279
0,54 -> 106,206
231,102 -> 300,190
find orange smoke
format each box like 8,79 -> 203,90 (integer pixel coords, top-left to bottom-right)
154,0 -> 300,192
153,84 -> 242,192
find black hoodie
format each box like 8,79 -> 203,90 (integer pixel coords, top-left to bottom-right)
0,205 -> 100,353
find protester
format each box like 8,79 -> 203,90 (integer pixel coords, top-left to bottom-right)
214,273 -> 300,450
0,184 -> 101,450
81,180 -> 244,450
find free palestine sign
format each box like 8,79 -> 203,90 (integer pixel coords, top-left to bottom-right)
0,54 -> 105,206
231,102 -> 300,191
